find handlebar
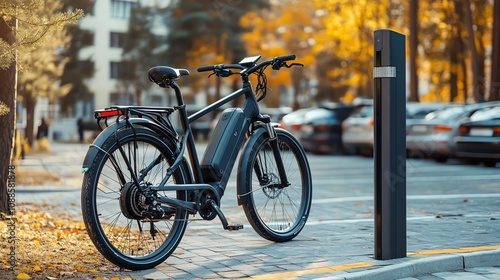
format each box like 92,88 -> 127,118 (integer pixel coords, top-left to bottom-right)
196,54 -> 300,102
197,54 -> 298,75
275,54 -> 296,61
197,63 -> 245,73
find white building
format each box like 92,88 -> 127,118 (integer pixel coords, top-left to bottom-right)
49,0 -> 173,141
78,0 -> 170,112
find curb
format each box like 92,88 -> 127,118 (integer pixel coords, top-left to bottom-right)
124,250 -> 500,280
323,250 -> 500,280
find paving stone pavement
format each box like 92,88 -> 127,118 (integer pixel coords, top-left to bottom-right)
13,143 -> 500,279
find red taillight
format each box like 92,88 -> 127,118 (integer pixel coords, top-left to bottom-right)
96,109 -> 123,118
342,122 -> 348,131
315,123 -> 329,132
434,125 -> 453,132
494,126 -> 500,136
290,123 -> 302,131
458,126 -> 468,135
369,117 -> 374,126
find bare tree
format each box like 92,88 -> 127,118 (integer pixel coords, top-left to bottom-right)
489,0 -> 500,101
0,2 -> 82,213
462,0 -> 484,102
409,0 -> 419,102
0,18 -> 16,214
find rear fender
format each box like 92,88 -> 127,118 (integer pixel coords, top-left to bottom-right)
81,118 -> 178,173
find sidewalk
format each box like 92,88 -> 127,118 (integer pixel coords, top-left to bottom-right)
14,143 -> 500,280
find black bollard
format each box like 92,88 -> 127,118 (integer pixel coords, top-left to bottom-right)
373,29 -> 407,260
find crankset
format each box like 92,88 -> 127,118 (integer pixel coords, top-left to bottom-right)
195,189 -> 243,231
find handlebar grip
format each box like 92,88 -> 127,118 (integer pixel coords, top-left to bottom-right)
197,65 -> 215,72
275,54 -> 296,61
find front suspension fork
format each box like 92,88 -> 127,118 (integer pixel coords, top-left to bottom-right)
263,121 -> 290,187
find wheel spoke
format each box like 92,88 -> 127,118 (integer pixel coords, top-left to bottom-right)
242,130 -> 311,241
81,129 -> 188,269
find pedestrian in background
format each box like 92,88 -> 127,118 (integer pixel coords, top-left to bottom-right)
36,117 -> 50,152
37,117 -> 49,139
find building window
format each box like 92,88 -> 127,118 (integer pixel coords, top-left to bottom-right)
110,0 -> 137,18
110,32 -> 126,48
110,92 -> 136,105
110,61 -> 121,79
147,95 -> 163,106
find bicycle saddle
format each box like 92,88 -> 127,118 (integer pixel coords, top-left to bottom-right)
148,66 -> 190,86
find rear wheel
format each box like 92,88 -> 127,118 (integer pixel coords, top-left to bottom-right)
81,128 -> 189,270
239,129 -> 312,242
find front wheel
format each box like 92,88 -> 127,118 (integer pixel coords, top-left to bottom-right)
238,128 -> 312,242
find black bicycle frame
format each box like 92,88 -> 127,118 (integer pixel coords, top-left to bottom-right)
170,79 -> 258,186
108,74 -> 290,218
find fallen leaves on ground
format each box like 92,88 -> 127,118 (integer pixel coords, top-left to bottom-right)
16,170 -> 60,187
0,203 -> 131,279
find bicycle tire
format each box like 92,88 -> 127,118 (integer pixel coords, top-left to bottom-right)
81,128 -> 189,270
239,128 -> 312,242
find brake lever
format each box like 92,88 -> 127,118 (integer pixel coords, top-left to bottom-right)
208,68 -> 233,78
272,60 -> 285,70
285,63 -> 304,68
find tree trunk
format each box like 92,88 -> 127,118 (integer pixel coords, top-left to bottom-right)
460,52 -> 468,103
462,0 -> 484,102
489,0 -> 500,101
409,0 -> 419,102
449,36 -> 459,103
0,18 -> 17,214
291,67 -> 303,110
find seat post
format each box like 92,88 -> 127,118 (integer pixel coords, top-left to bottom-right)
169,81 -> 189,131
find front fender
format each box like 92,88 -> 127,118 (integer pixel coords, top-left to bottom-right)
236,125 -> 268,205
81,118 -> 177,172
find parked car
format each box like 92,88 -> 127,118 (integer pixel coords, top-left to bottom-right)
279,107 -> 316,141
342,104 -> 375,156
454,105 -> 500,167
406,105 -> 465,162
407,101 -> 500,162
300,104 -> 358,154
406,102 -> 450,121
261,107 -> 292,123
342,102 -> 448,157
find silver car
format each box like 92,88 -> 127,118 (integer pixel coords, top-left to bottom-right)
406,105 -> 465,162
279,107 -> 315,141
406,101 -> 500,162
342,105 -> 374,156
343,102 -> 450,157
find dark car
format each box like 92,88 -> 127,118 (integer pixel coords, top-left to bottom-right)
454,105 -> 500,167
300,104 -> 357,154
406,102 -> 500,162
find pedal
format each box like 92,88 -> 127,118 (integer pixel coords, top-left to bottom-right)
226,224 -> 243,231
207,200 -> 243,231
